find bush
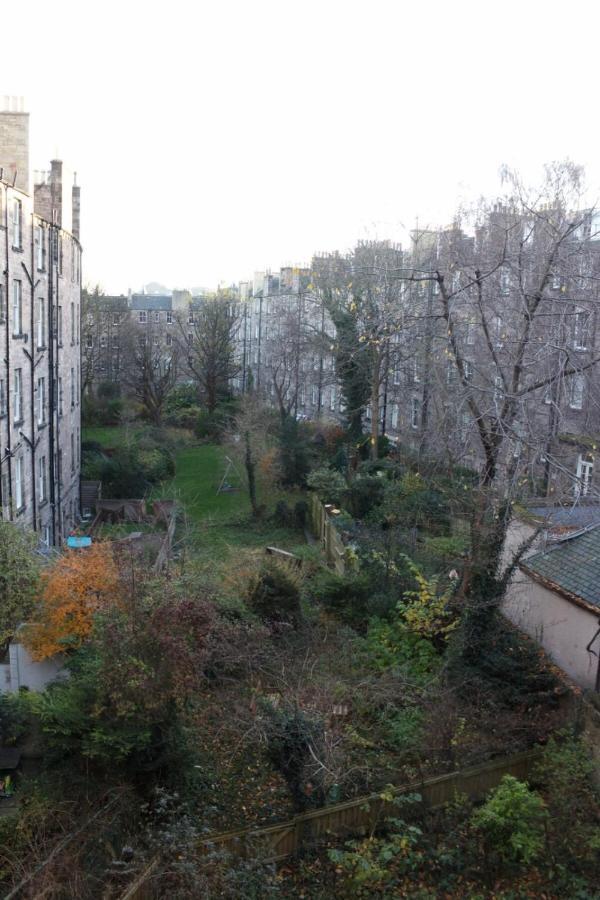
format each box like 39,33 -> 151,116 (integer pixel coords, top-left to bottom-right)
310,570 -> 374,628
471,775 -> 547,866
342,475 -> 385,519
306,466 -> 346,506
278,417 -> 311,487
247,562 -> 302,626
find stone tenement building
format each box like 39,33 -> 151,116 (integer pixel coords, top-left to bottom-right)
235,215 -> 600,501
0,98 -> 82,545
82,290 -> 200,391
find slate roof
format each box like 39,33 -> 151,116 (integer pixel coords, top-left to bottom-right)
522,524 -> 600,610
129,294 -> 172,311
527,504 -> 600,530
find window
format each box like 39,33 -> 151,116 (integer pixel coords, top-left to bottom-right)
38,456 -> 47,502
188,312 -> 194,324
466,322 -> 475,345
42,525 -> 51,547
446,361 -> 456,385
575,455 -> 594,497
37,377 -> 45,425
12,281 -> 22,335
100,335 -> 107,348
464,360 -> 473,381
12,199 -> 22,248
573,311 -> 588,351
86,334 -> 93,349
551,273 -> 561,290
138,310 -> 147,324
1,471 -> 9,517
500,269 -> 510,295
493,315 -> 503,346
36,225 -> 45,270
112,312 -> 120,326
166,333 -> 172,346
70,433 -> 75,471
569,374 -> 585,410
311,384 -> 318,406
166,311 -> 173,325
391,403 -> 399,429
70,368 -> 75,407
0,378 -> 5,416
154,311 -> 160,323
589,212 -> 600,242
58,377 -> 64,416
37,298 -> 46,347
154,336 -> 159,346
70,303 -> 75,343
13,369 -> 22,421
0,284 -> 3,324
411,397 -> 420,429
494,376 -> 503,405
330,386 -> 336,410
365,403 -> 372,421
412,357 -> 420,383
14,457 -> 24,510
57,306 -> 63,344
393,365 -> 401,386
188,332 -> 193,344
299,384 -> 306,406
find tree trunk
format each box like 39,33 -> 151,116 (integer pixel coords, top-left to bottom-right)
244,430 -> 260,518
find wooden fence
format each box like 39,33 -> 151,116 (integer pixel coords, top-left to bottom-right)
308,493 -> 347,575
119,748 -> 541,898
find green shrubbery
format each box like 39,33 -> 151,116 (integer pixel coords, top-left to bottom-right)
246,561 -> 302,626
81,428 -> 175,498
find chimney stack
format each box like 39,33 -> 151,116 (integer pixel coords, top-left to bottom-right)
0,96 -> 29,193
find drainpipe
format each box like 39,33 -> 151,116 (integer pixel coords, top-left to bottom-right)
48,224 -> 57,545
3,182 -> 13,512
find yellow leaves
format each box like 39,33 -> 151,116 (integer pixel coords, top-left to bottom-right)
24,543 -> 121,661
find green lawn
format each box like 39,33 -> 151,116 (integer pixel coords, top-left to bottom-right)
157,444 -> 250,522
82,426 -> 304,560
82,425 -> 131,446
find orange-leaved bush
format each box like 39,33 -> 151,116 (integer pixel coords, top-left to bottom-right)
24,543 -> 121,660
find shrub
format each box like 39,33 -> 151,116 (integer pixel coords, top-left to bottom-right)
471,775 -> 547,866
247,562 -> 302,626
0,521 -> 40,646
342,475 -> 385,519
306,466 -> 346,506
310,570 -> 374,628
262,702 -> 324,811
278,416 -> 311,487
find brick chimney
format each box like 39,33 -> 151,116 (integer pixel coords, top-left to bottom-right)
0,96 -> 30,193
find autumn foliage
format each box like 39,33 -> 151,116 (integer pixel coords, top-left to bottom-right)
25,543 -> 121,660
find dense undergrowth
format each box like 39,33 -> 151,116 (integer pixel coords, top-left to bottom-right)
0,400 -> 596,897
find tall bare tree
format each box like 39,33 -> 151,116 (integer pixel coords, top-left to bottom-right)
180,291 -> 239,413
120,318 -> 179,425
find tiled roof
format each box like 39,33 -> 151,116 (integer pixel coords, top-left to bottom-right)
527,504 -> 600,530
129,295 -> 172,311
522,524 -> 600,609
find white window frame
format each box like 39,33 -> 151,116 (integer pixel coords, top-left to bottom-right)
411,397 -> 420,429
38,455 -> 47,502
14,369 -> 22,421
12,281 -> 22,336
569,373 -> 585,410
14,457 -> 23,510
573,310 -> 588,351
37,377 -> 45,425
12,199 -> 22,248
575,454 -> 594,497
166,311 -> 173,325
138,310 -> 147,324
37,297 -> 46,348
391,403 -> 399,429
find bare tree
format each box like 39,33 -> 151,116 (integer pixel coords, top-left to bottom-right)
401,163 -> 600,622
179,291 -> 239,413
120,318 -> 179,425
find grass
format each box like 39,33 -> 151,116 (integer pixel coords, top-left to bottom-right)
82,425 -> 136,446
82,423 -> 305,563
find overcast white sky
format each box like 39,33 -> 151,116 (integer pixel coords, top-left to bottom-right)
3,0 -> 600,293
